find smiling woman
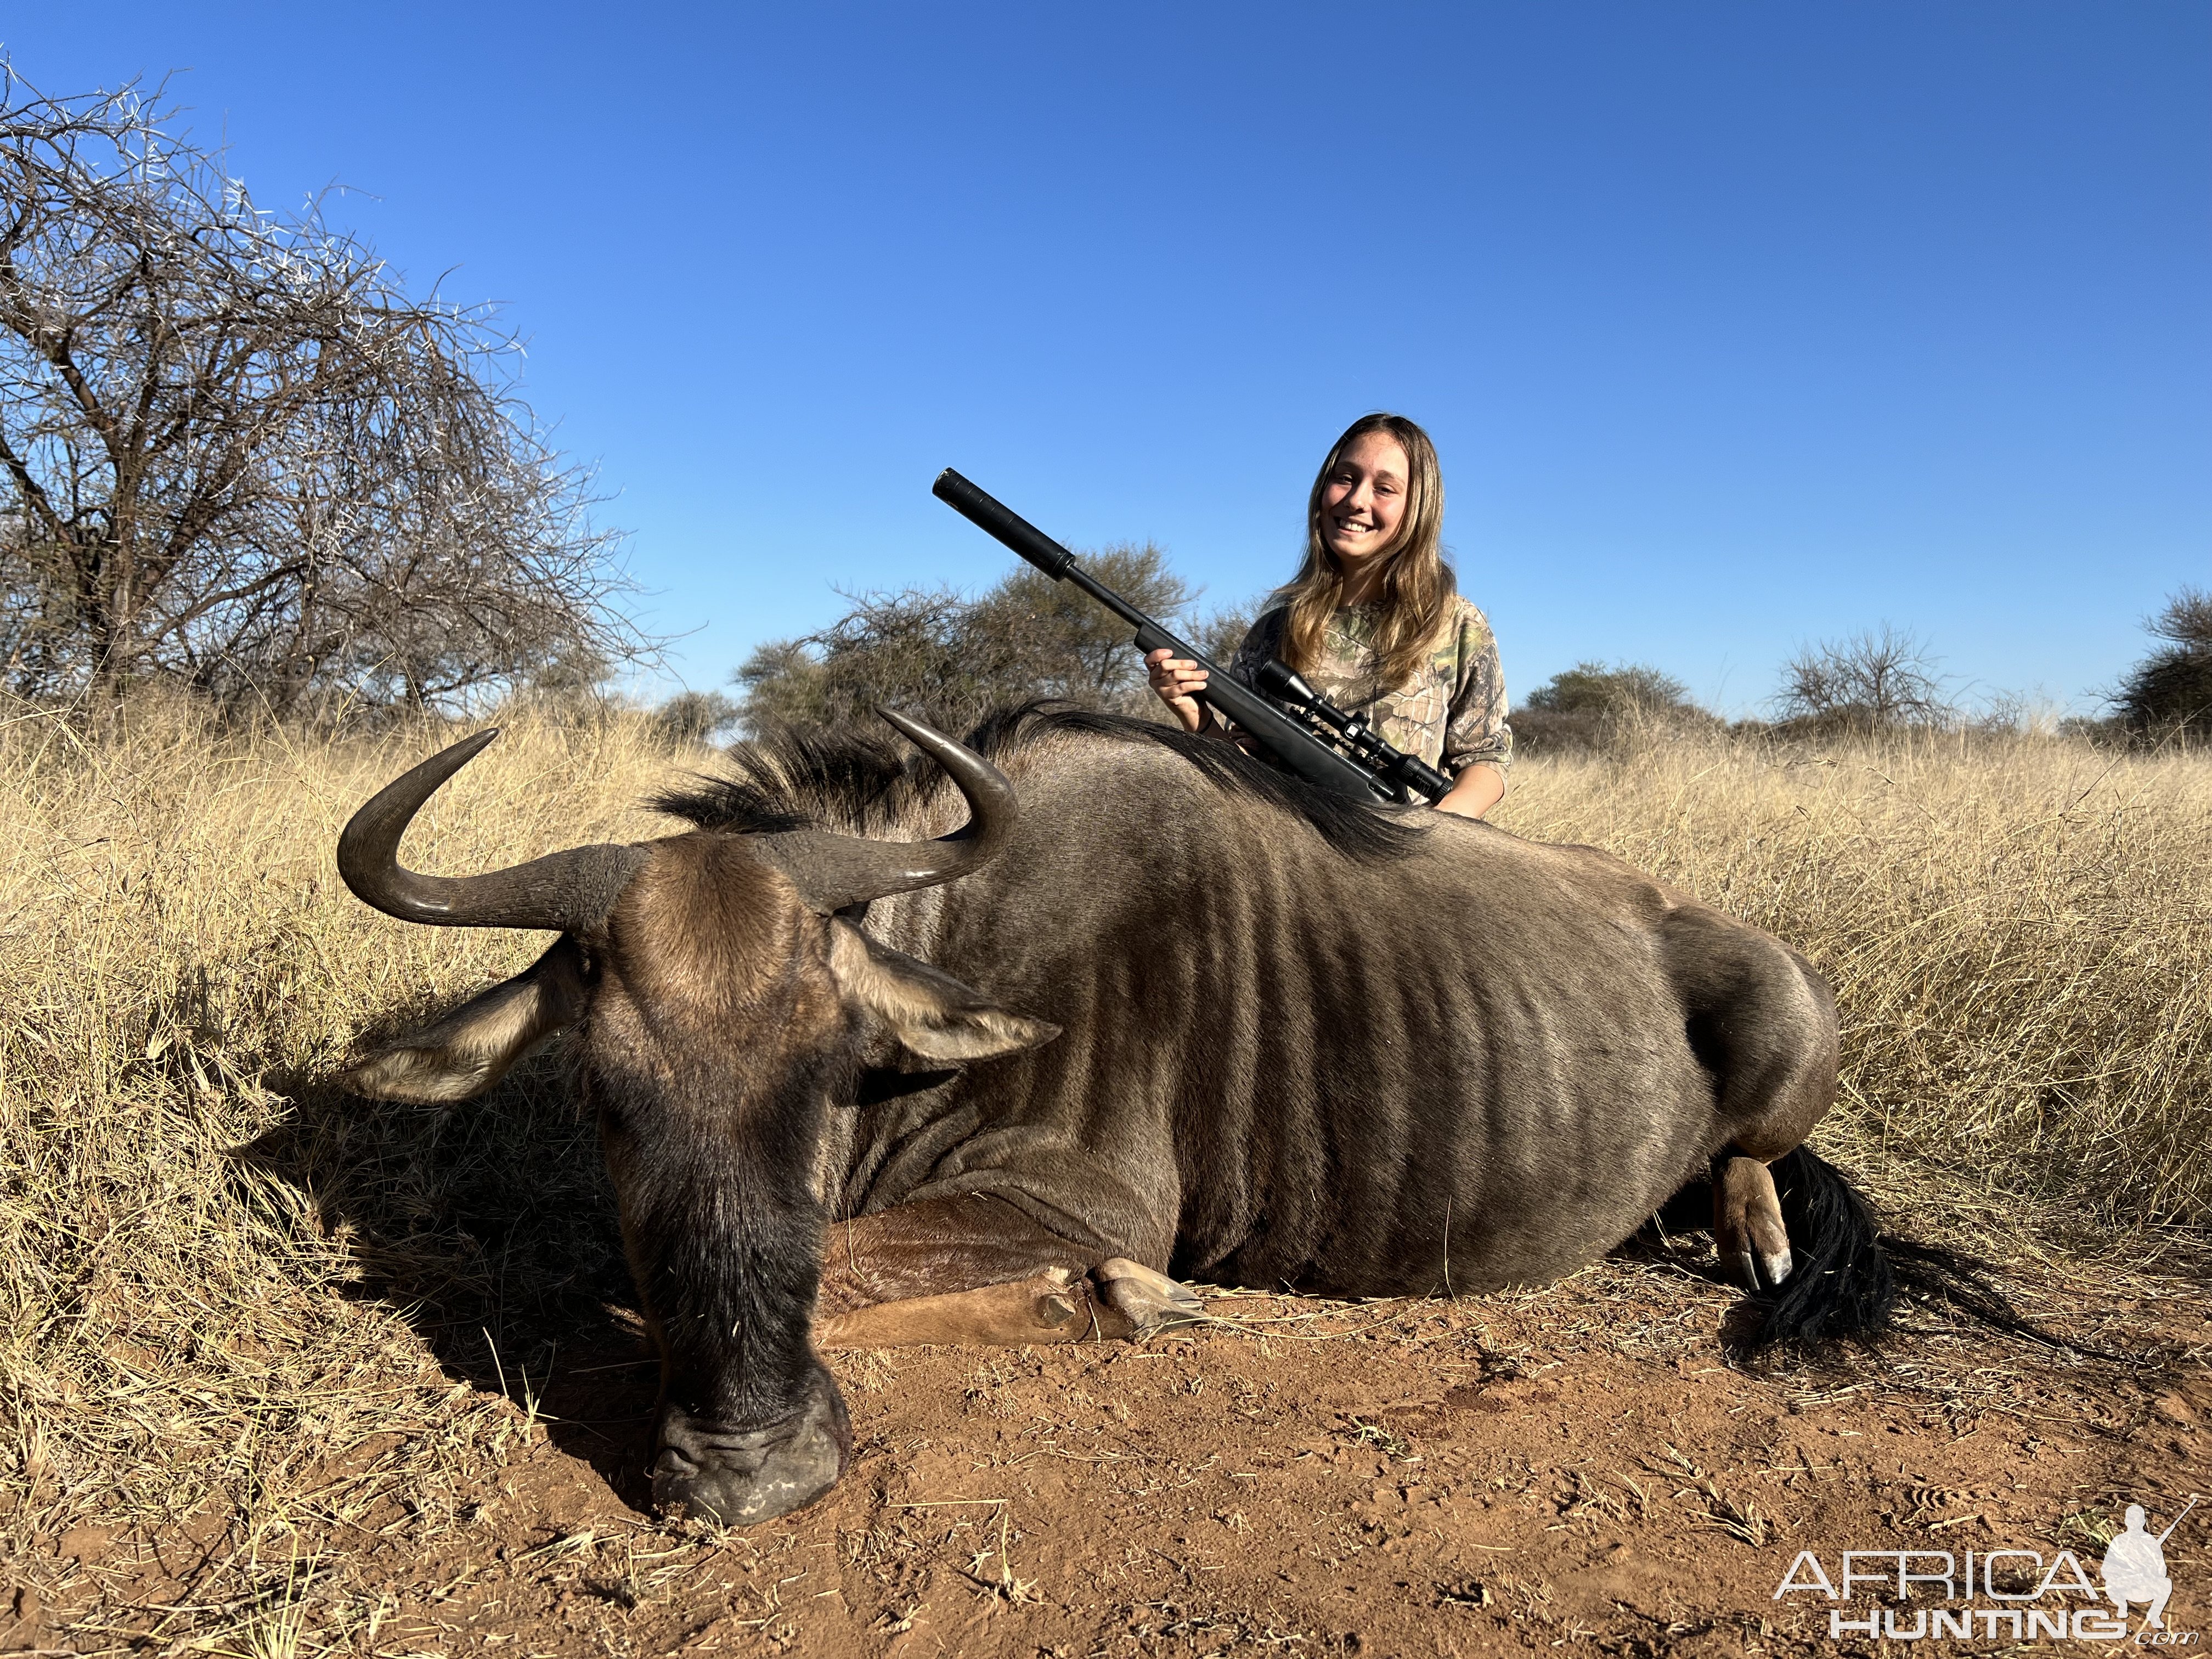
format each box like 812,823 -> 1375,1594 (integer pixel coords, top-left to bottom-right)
1147,414 -> 1514,817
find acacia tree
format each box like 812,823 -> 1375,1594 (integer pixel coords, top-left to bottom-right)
2114,586 -> 2212,744
1514,661 -> 1716,753
1773,625 -> 1953,734
0,72 -> 641,710
733,545 -> 1236,735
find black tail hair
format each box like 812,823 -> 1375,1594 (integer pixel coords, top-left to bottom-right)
1745,1146 -> 2069,1357
1749,1146 -> 1896,1351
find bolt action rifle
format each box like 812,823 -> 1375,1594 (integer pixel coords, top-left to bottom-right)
933,469 -> 1452,806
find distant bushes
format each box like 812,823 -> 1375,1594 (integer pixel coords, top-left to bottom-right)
648,689 -> 743,747
668,584 -> 2211,760
1511,629 -> 2055,756
1512,662 -> 1720,755
728,545 -> 1227,736
2114,586 -> 2212,746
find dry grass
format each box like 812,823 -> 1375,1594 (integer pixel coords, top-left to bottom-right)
1494,726 -> 2212,1249
0,695 -> 689,1621
1,699 -> 2204,1632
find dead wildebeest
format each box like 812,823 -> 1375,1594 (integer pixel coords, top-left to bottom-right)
336,705 -> 1955,1525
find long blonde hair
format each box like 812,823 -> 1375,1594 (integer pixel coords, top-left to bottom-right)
1277,413 -> 1456,688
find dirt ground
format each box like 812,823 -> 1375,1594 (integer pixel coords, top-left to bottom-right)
7,1241 -> 2205,1659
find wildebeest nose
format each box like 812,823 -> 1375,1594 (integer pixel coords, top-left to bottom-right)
651,1381 -> 850,1526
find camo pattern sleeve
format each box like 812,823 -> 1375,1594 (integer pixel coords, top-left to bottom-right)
1224,596 -> 1513,792
1226,606 -> 1290,694
1436,598 -> 1513,784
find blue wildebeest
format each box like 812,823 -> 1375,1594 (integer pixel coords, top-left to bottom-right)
337,706 -> 1931,1526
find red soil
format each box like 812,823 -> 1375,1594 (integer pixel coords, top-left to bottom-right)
9,1254 -> 2205,1657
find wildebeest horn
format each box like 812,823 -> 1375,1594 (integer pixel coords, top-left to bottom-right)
338,729 -> 648,930
754,708 -> 1018,912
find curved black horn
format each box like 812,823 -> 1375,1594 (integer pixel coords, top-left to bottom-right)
338,729 -> 648,930
754,708 -> 1018,912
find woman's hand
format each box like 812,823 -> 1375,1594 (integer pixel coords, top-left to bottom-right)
1145,647 -> 1210,733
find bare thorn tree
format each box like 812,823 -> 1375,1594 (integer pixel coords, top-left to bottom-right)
1774,624 -> 1954,735
0,70 -> 646,712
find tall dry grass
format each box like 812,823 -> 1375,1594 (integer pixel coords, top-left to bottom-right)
1,700 -> 2205,1605
1496,725 -> 2211,1245
0,696 -> 689,1609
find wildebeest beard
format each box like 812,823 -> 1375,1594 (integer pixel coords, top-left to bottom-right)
336,703 -> 1959,1527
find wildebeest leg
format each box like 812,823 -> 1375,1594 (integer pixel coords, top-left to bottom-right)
1713,1155 -> 1793,1290
1663,909 -> 1842,1292
816,1268 -> 1100,1346
811,1194 -> 1204,1347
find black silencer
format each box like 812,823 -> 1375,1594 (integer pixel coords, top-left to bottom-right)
933,469 -> 1076,580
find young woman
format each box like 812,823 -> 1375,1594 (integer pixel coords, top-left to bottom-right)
1146,413 -> 1511,818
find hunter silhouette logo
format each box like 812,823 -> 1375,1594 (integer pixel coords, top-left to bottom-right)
1774,1494 -> 2202,1644
2104,1499 -> 2194,1632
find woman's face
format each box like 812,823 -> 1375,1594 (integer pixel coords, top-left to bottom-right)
1318,431 -> 1412,571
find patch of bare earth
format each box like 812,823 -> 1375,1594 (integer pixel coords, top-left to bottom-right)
10,1250 -> 2204,1658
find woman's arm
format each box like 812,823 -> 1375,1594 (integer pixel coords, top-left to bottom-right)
1437,604 -> 1513,819
1435,762 -> 1504,819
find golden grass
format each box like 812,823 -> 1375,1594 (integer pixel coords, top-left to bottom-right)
0,696 -> 687,1615
1,700 -> 2204,1618
1495,727 -> 2211,1245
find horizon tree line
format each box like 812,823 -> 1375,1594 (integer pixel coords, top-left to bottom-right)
714,579 -> 2208,753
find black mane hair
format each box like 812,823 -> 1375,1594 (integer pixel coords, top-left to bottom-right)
653,702 -> 1427,864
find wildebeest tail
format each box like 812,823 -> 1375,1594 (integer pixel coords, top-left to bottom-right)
1749,1147 -> 2062,1356
1746,1146 -> 1896,1352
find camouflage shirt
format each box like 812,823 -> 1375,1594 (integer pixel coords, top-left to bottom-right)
1224,596 -> 1513,794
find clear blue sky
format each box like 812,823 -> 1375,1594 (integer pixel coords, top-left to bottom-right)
7,3 -> 2208,715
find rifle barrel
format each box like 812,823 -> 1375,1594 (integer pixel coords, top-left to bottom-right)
932,469 -> 1389,804
2155,1494 -> 2198,1544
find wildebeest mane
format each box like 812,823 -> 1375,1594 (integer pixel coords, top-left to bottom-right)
654,702 -> 1425,862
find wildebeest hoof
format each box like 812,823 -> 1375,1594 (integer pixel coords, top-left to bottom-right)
1094,1257 -> 1207,1338
1725,1245 -> 1795,1291
651,1376 -> 850,1526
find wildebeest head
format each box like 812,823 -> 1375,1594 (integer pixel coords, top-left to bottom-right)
336,711 -> 1057,1524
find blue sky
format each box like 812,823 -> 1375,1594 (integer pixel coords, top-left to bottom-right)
6,3 -> 2207,715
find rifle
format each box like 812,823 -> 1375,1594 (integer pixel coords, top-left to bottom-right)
932,469 -> 1451,805
2156,1496 -> 2199,1545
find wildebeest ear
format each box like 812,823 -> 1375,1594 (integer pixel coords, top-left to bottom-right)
340,936 -> 588,1103
827,922 -> 1059,1063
